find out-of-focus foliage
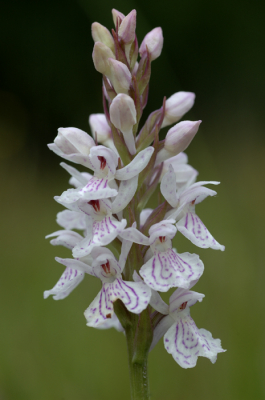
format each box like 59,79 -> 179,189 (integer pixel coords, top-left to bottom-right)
1,0 -> 265,399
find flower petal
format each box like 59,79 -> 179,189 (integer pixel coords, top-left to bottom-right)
179,185 -> 217,207
44,263 -> 85,300
119,236 -> 134,271
60,162 -> 91,186
111,175 -> 138,214
72,217 -> 127,258
176,212 -> 225,251
160,164 -> 178,207
89,145 -> 118,176
115,147 -> 154,180
57,177 -> 118,204
119,227 -> 150,245
48,144 -> 93,169
55,256 -> 94,274
46,230 -> 83,249
95,313 -> 124,332
140,208 -> 153,227
113,278 -> 151,314
164,316 -> 225,368
56,210 -> 86,230
140,249 -> 204,292
150,314 -> 174,351
149,289 -> 169,315
169,287 -> 204,315
85,283 -> 114,327
85,275 -> 151,326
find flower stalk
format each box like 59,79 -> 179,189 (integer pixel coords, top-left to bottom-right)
44,8 -> 226,400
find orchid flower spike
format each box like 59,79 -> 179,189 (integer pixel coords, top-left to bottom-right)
45,9 -> 225,391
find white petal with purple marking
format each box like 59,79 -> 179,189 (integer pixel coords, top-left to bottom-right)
164,315 -> 225,368
176,212 -> 225,251
179,185 -> 217,207
79,177 -> 118,200
160,164 -> 179,207
85,284 -> 114,327
169,287 -> 204,316
57,177 -> 118,204
72,217 -> 127,258
113,278 -> 151,314
139,249 -> 204,292
85,278 -> 151,327
115,147 -> 154,180
44,266 -> 85,300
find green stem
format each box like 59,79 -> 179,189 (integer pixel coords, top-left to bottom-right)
125,321 -> 150,400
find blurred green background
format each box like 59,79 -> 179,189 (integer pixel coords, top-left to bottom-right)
1,0 -> 265,399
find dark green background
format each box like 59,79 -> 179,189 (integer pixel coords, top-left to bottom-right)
1,0 -> 265,399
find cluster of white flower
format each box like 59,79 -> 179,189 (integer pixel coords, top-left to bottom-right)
45,9 -> 225,369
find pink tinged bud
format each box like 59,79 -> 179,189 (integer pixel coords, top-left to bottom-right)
109,93 -> 137,155
91,22 -> 115,53
108,59 -> 132,94
156,121 -> 201,164
54,127 -> 95,155
162,92 -> 196,128
139,27 -> 163,61
118,9 -> 136,44
92,42 -> 115,75
112,9 -> 125,26
165,120 -> 201,152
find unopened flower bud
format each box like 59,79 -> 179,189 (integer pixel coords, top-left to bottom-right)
89,114 -> 118,154
109,93 -> 137,155
155,121 -> 201,164
89,114 -> 111,143
165,120 -> 201,152
48,127 -> 95,167
162,92 -> 196,128
139,27 -> 163,61
112,9 -> 125,26
92,42 -> 115,75
91,22 -> 115,53
108,59 -> 132,94
118,9 -> 136,44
